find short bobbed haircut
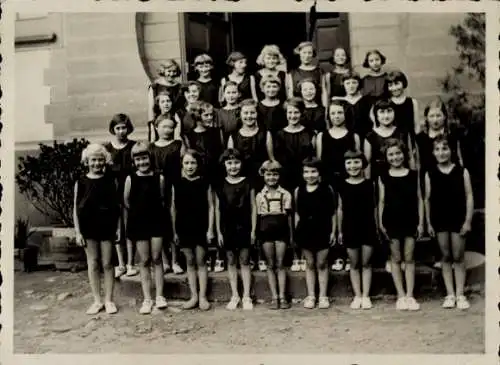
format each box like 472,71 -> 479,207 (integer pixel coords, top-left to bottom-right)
157,59 -> 181,77
154,114 -> 177,129
343,149 -> 368,169
182,81 -> 201,93
382,138 -> 407,161
302,157 -> 322,175
256,45 -> 286,67
385,70 -> 408,89
283,97 -> 305,114
131,142 -> 151,159
259,74 -> 282,91
181,149 -> 204,171
81,143 -> 112,166
362,49 -> 387,68
423,97 -> 449,131
193,54 -> 213,66
341,71 -> 362,85
372,99 -> 395,125
259,160 -> 282,176
109,113 -> 134,135
294,41 -> 316,57
226,51 -> 246,67
239,98 -> 258,110
219,148 -> 242,165
331,46 -> 350,66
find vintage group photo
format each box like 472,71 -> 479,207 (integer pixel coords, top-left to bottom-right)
12,9 -> 486,354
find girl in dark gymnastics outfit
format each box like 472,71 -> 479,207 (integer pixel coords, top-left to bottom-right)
257,75 -> 287,138
337,150 -> 378,310
171,149 -> 214,311
217,81 -> 241,146
148,91 -> 182,142
256,160 -> 293,310
295,157 -> 337,309
385,70 -> 420,144
300,78 -> 327,134
123,142 -> 168,314
274,97 -> 314,193
149,115 -> 184,275
324,46 -> 350,103
340,71 -> 374,145
215,149 -> 257,311
193,54 -> 219,108
424,134 -> 473,310
74,144 -> 120,315
254,44 -> 287,103
361,49 -> 387,101
220,51 -> 257,103
178,81 -> 202,139
184,101 -> 224,186
104,113 -> 137,278
316,99 -> 360,272
287,41 -> 325,107
228,99 -> 273,191
147,59 -> 183,140
378,138 -> 424,311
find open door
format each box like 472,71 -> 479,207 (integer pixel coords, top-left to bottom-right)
308,12 -> 350,72
184,13 -> 232,81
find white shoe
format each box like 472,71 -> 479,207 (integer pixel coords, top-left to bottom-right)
442,295 -> 456,309
331,259 -> 344,271
350,296 -> 362,309
172,263 -> 184,274
214,259 -> 224,273
155,296 -> 168,309
344,262 -> 351,272
433,261 -> 442,269
396,297 -> 408,310
361,296 -> 372,309
139,299 -> 153,314
303,296 -> 316,309
291,259 -> 301,272
318,296 -> 330,309
226,296 -> 240,310
258,260 -> 267,271
406,296 -> 420,311
125,265 -> 138,276
242,296 -> 253,310
114,266 -> 126,278
456,295 -> 470,310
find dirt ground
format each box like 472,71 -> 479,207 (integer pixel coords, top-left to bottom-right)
14,270 -> 484,354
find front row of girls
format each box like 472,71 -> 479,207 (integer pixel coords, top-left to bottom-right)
75,122 -> 473,314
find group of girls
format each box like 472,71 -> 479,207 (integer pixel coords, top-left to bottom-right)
73,41 -> 474,316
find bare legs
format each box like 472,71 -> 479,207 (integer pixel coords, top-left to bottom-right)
85,240 -> 115,304
262,241 -> 287,300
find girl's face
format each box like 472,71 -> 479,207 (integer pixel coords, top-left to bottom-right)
343,78 -> 359,96
286,105 -> 302,126
134,154 -> 151,173
427,107 -> 446,130
263,82 -> 280,98
329,104 -> 346,127
182,154 -> 199,177
303,166 -> 320,185
201,108 -> 214,127
299,46 -> 314,65
185,85 -> 200,104
264,54 -> 279,69
158,94 -> 173,114
224,158 -> 242,177
263,170 -> 280,187
300,81 -> 316,102
345,158 -> 364,177
233,59 -> 247,74
195,62 -> 212,77
386,145 -> 405,168
156,119 -> 175,139
164,66 -> 178,81
88,154 -> 106,174
224,85 -> 240,105
113,123 -> 129,140
240,105 -> 258,127
376,108 -> 395,127
433,141 -> 452,164
333,48 -> 347,66
367,53 -> 382,72
388,81 -> 404,97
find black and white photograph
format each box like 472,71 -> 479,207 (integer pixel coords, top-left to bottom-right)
8,4 -> 490,357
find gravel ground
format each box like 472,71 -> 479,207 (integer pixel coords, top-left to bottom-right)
14,270 -> 484,354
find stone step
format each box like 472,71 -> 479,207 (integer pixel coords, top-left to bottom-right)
118,265 -> 484,302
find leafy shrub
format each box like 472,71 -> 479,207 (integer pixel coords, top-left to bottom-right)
16,139 -> 90,226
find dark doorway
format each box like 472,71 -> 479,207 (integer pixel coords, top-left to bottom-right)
230,13 -> 308,74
